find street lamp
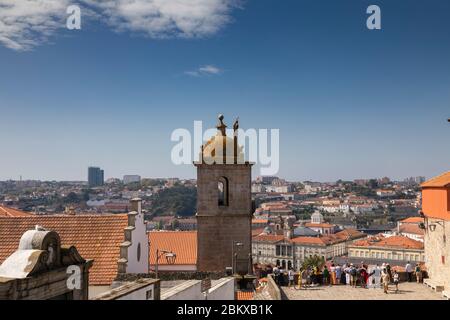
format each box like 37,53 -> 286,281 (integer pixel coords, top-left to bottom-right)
155,249 -> 177,279
231,241 -> 243,275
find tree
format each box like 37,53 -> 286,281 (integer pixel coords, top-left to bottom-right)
150,186 -> 197,217
302,255 -> 325,270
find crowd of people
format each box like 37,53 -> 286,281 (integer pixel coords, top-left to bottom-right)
272,261 -> 423,294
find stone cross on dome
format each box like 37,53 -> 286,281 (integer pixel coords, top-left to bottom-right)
216,114 -> 227,136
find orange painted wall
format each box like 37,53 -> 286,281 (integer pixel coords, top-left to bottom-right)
422,187 -> 450,220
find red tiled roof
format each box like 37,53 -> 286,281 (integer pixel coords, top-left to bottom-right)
252,234 -> 285,243
149,231 -> 197,265
252,219 -> 268,224
0,215 -> 128,285
290,236 -> 327,245
290,235 -> 347,246
352,235 -> 423,250
304,222 -> 334,229
334,228 -> 366,240
421,171 -> 450,188
0,206 -> 32,217
399,224 -> 424,236
236,291 -> 254,300
400,217 -> 423,224
252,228 -> 264,237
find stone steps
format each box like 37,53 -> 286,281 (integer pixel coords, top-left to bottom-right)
423,279 -> 444,292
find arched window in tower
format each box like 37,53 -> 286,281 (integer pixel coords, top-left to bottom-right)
218,176 -> 229,206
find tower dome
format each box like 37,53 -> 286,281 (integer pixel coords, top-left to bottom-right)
311,211 -> 324,224
199,115 -> 244,164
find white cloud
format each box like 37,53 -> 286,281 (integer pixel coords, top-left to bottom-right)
82,0 -> 240,38
185,64 -> 223,77
0,0 -> 241,51
0,0 -> 70,51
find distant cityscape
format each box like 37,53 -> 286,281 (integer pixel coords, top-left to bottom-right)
0,166 -> 426,233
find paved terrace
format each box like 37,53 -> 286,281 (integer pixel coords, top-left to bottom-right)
281,283 -> 443,300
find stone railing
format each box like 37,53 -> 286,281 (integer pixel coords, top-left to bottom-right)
116,271 -> 227,282
265,274 -> 281,300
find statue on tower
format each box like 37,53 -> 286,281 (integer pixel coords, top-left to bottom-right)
233,117 -> 239,133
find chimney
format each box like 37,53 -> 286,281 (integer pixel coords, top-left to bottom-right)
65,206 -> 75,215
130,198 -> 142,214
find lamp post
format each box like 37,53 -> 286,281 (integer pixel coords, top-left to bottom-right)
231,241 -> 243,275
155,249 -> 176,279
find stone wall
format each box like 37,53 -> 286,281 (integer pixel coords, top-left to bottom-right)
265,274 -> 281,300
116,271 -> 227,282
196,163 -> 253,274
424,218 -> 450,290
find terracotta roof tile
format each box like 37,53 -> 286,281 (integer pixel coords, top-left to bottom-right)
0,206 -> 32,217
236,291 -> 254,300
252,228 -> 264,237
290,236 -> 328,245
400,217 -> 423,224
399,224 -> 424,236
421,171 -> 450,188
334,228 -> 366,240
0,215 -> 128,285
149,231 -> 197,265
252,234 -> 285,243
352,235 -> 423,250
304,222 -> 335,229
252,219 -> 268,224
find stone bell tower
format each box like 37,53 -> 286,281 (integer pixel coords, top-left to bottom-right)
195,115 -> 253,274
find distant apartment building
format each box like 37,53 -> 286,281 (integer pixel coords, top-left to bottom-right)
88,166 -> 104,187
264,185 -> 294,193
123,175 -> 141,184
405,176 -> 426,185
259,202 -> 293,216
376,189 -> 396,197
256,176 -> 278,185
251,183 -> 266,193
303,182 -> 322,193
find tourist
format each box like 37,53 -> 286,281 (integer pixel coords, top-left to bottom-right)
273,265 -> 280,285
344,264 -> 351,285
306,267 -> 312,286
386,263 -> 392,283
288,268 -> 295,288
340,265 -> 346,284
393,270 -> 399,293
367,265 -> 375,288
330,263 -> 336,285
373,264 -> 381,289
382,268 -> 390,294
335,264 -> 342,285
360,266 -> 369,289
313,265 -> 320,286
323,265 -> 330,286
405,261 -> 413,282
415,263 -> 422,283
279,266 -> 285,286
350,264 -> 358,288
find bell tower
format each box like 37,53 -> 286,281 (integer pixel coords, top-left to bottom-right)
195,115 -> 253,274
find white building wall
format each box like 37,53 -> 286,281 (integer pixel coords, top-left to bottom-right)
126,207 -> 150,273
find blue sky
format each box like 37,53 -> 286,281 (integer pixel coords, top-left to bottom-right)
0,0 -> 449,182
